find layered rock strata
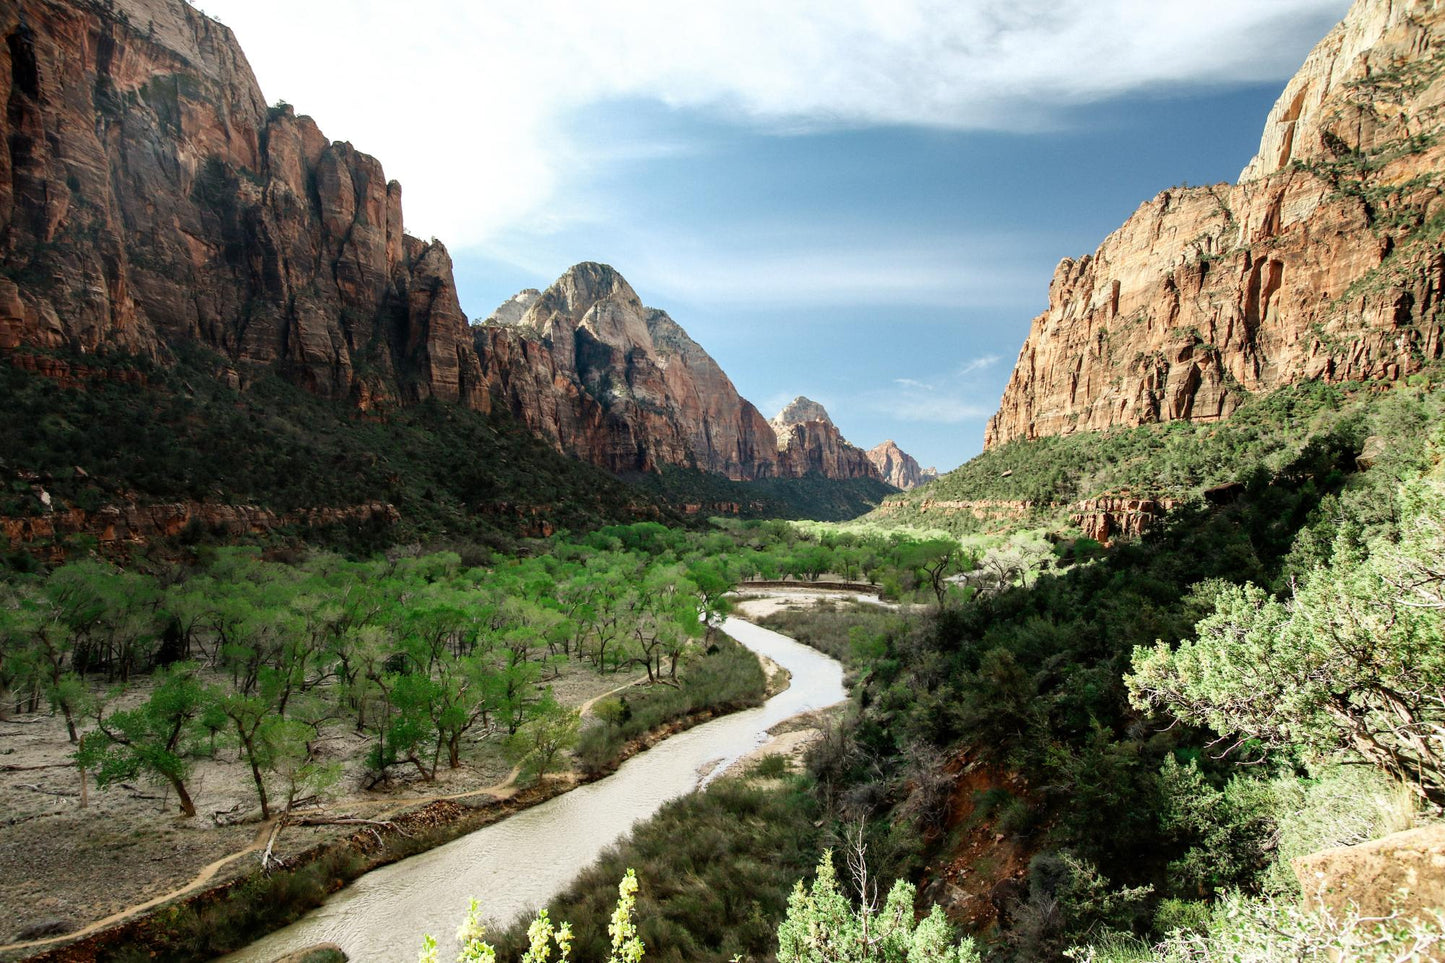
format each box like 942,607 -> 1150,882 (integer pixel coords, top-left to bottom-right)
769,396 -> 885,481
987,0 -> 1445,448
866,439 -> 937,490
1,499 -> 399,562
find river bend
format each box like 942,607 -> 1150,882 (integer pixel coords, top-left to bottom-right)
222,613 -> 845,962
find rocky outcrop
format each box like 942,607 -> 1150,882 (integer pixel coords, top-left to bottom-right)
1,499 -> 400,562
866,440 -> 937,490
482,289 -> 541,326
476,263 -> 782,479
1071,494 -> 1185,543
770,396 -> 885,481
1,0 -> 488,412
986,0 -> 1445,448
1293,824 -> 1445,921
770,396 -> 833,433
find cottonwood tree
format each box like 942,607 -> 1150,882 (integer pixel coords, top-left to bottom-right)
80,664 -> 210,817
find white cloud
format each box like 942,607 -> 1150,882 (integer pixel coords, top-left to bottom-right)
863,354 -> 1004,424
957,355 -> 1002,376
200,0 -> 1348,244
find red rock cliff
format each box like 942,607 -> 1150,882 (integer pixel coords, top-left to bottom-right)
477,263 -> 782,480
866,439 -> 936,490
0,0 -> 487,410
986,0 -> 1445,448
769,396 -> 887,482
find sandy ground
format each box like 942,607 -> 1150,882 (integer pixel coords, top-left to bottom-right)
730,589 -> 895,620
0,593 -> 865,955
0,662 -> 633,951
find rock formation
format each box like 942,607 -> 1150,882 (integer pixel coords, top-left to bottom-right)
476,263 -> 781,479
482,289 -> 541,326
866,440 -> 937,490
0,0 -> 879,486
769,396 -> 885,481
1293,824 -> 1445,922
986,0 -> 1445,448
0,0 -> 487,411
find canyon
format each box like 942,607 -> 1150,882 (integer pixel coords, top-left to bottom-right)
0,0 -> 912,490
986,0 -> 1445,448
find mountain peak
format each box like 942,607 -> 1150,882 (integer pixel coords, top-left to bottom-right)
771,396 -> 833,431
481,289 -> 542,326
866,439 -> 934,490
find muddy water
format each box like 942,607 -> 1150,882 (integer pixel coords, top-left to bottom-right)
222,615 -> 845,963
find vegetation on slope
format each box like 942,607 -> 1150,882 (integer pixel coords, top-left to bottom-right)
869,372 -> 1444,536
0,347 -> 676,557
633,467 -> 899,523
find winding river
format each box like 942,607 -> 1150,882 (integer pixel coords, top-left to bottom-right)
221,612 -> 846,962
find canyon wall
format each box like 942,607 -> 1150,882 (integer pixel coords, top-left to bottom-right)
1,0 -> 486,411
0,0 -> 875,485
986,0 -> 1445,448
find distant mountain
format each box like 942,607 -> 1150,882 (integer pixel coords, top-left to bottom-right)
475,263 -> 780,479
865,440 -> 936,490
0,0 -> 894,493
987,0 -> 1445,448
769,396 -> 887,483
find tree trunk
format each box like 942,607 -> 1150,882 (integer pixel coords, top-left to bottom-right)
170,775 -> 196,818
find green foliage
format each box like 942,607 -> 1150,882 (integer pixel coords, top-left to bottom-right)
1128,476 -> 1445,804
776,851 -> 981,962
868,377 -> 1444,537
636,467 -> 899,523
1068,891 -> 1445,962
496,777 -> 821,962
0,349 -> 674,553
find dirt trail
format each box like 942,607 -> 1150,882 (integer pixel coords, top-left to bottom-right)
0,672 -> 654,958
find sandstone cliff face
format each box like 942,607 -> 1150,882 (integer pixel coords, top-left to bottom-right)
477,263 -> 782,479
769,396 -> 885,481
986,0 -> 1445,448
0,0 -> 487,411
866,439 -> 936,490
0,0 -> 881,486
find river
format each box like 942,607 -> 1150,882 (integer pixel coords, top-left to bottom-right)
221,612 -> 846,962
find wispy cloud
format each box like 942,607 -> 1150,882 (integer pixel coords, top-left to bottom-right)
957,355 -> 1002,376
862,354 -> 1005,425
202,0 -> 1348,243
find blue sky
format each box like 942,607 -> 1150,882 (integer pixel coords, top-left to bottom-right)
204,0 -> 1351,472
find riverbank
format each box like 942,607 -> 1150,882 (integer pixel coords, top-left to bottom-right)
10,699 -> 757,963
0,647 -> 765,963
4,594 -> 860,963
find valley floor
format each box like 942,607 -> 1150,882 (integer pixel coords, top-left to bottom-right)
0,663 -> 629,957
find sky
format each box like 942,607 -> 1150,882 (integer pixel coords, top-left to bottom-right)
200,0 -> 1353,473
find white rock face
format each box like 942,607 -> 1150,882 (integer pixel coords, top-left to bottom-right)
481,289 -> 542,326
1242,0 -> 1429,180
770,396 -> 834,435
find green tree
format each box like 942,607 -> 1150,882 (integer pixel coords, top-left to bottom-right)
776,852 -> 980,962
81,664 -> 210,817
1128,478 -> 1445,804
